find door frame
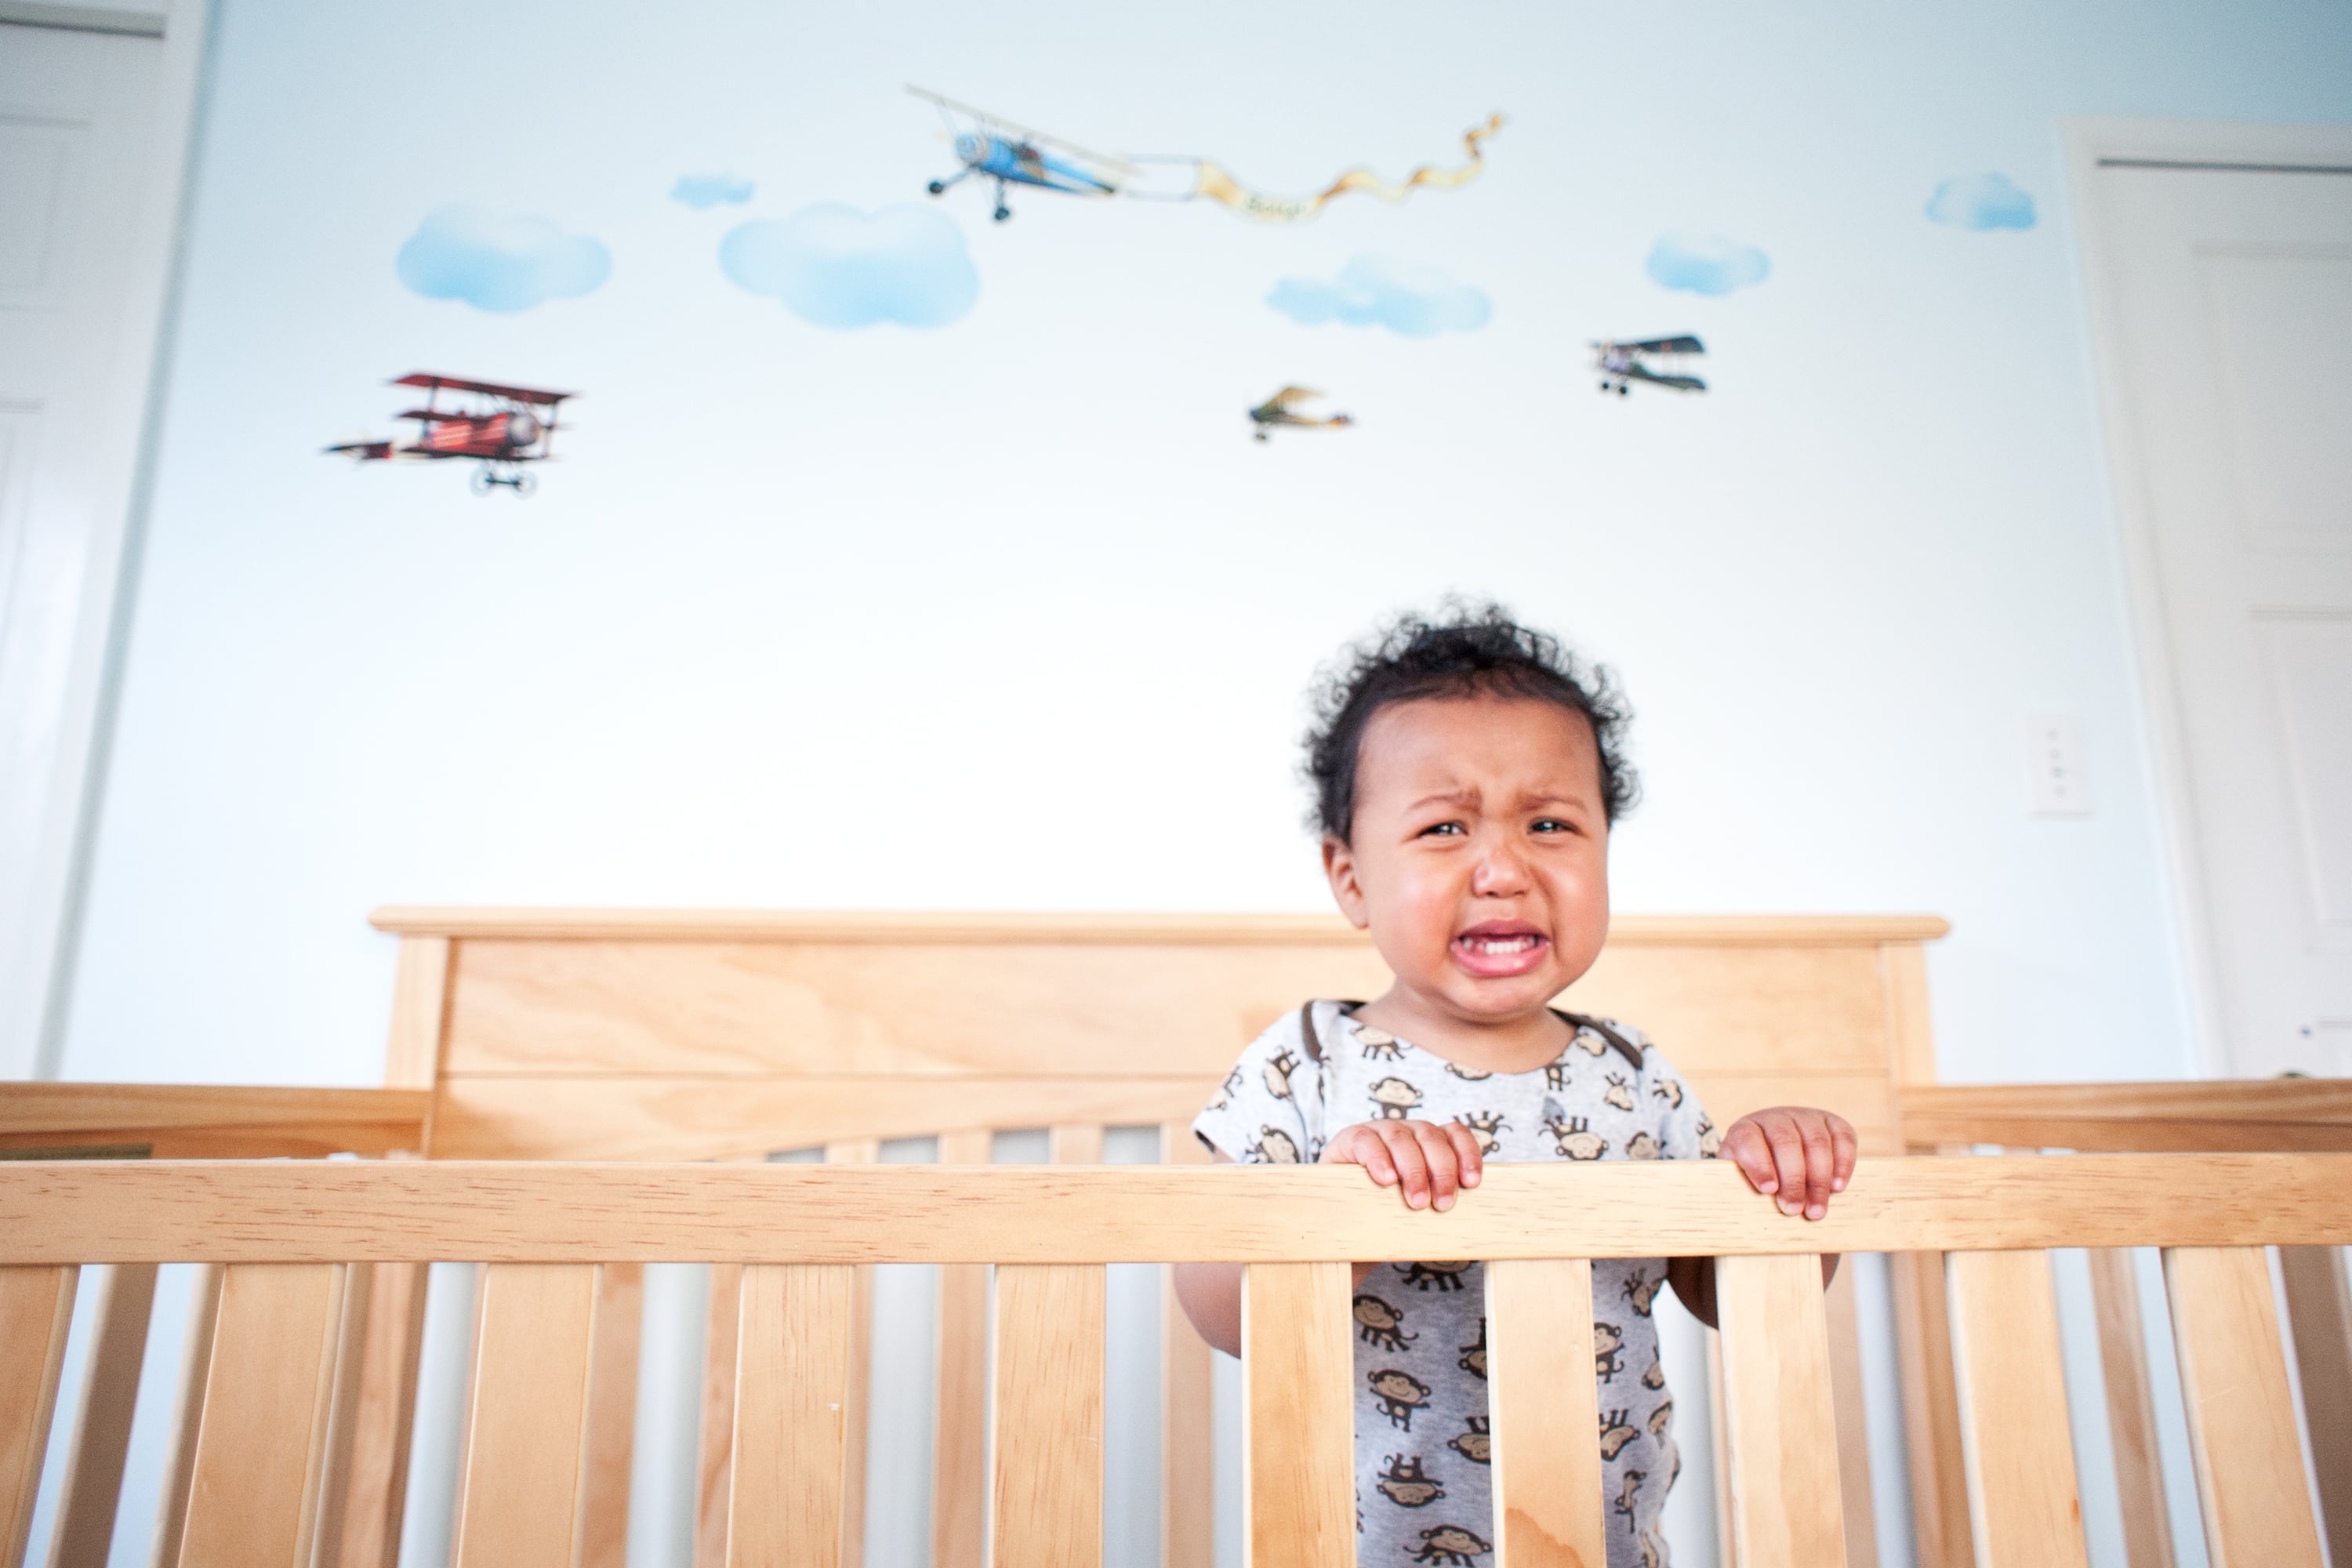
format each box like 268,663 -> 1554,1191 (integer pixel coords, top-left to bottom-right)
0,0 -> 215,1076
2064,116 -> 2352,1074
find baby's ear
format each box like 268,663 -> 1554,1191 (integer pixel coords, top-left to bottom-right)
1322,835 -> 1370,928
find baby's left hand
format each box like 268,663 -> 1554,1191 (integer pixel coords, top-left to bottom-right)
1720,1107 -> 1857,1221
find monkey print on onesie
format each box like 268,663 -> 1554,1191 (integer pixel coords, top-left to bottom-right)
1195,1000 -> 1715,1568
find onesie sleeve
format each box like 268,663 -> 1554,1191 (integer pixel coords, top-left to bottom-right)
1626,1026 -> 1719,1161
1191,1004 -> 1330,1165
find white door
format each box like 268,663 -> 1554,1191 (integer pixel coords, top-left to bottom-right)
2074,122 -> 2352,1077
0,10 -> 204,1076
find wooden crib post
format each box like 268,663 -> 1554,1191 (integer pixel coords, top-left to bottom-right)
1945,1249 -> 2089,1566
2085,1249 -> 2176,1568
43,1262 -> 157,1568
1160,1123 -> 1214,1568
1715,1254 -> 1846,1568
179,1264 -> 347,1568
448,1264 -> 600,1568
2162,1247 -> 2325,1567
1486,1258 -> 1603,1568
1,1266 -> 78,1568
579,1262 -> 644,1568
933,1130 -> 993,1568
1240,1262 -> 1352,1568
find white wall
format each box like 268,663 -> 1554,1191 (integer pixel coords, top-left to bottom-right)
64,2 -> 2352,1087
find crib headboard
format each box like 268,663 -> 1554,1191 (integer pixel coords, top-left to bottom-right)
368,909 -> 1949,1160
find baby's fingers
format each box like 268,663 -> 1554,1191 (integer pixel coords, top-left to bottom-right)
1331,1125 -> 1400,1188
1409,1123 -> 1468,1210
1379,1123 -> 1436,1209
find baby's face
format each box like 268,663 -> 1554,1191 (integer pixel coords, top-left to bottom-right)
1324,695 -> 1610,1028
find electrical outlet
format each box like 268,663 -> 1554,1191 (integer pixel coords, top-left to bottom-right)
2026,713 -> 2091,817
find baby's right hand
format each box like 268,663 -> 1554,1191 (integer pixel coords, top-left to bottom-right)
1320,1120 -> 1484,1211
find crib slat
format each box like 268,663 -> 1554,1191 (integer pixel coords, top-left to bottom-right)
2277,1247 -> 2352,1566
1486,1258 -> 1602,1568
1243,1261 -> 1352,1568
696,1261 -> 742,1568
728,1265 -> 855,1568
1890,1250 -> 1973,1568
993,1264 -> 1105,1568
823,1140 -> 878,1568
1715,1254 -> 1846,1568
45,1262 -> 157,1568
1160,1123 -> 1214,1568
2087,1249 -> 2176,1568
328,1259 -> 426,1568
580,1262 -> 644,1568
310,1260 -> 376,1568
934,1130 -> 993,1568
1823,1264 -> 1880,1568
180,1263 -> 347,1568
1051,1124 -> 1105,1166
149,1263 -> 220,1568
449,1263 -> 600,1568
1945,1250 -> 2088,1567
2162,1247 -> 2324,1568
1,1265 -> 78,1568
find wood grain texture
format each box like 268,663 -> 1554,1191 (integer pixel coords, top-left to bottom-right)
308,1261 -> 376,1568
10,1156 -> 2352,1264
727,1265 -> 855,1568
1486,1258 -> 1603,1568
1160,1124 -> 1214,1568
1,1266 -> 78,1568
0,1085 -> 427,1160
580,1263 -> 644,1568
1889,1251 -> 1973,1568
180,1264 -> 346,1568
449,1264 -> 600,1568
932,1131 -> 993,1568
1880,941 -> 1938,1088
2163,1247 -> 2324,1568
2086,1249 -> 2175,1568
1902,1080 -> 2352,1152
1716,1254 -> 1846,1568
697,1263 -> 742,1568
1704,1330 -> 1734,1568
1243,1261 -> 1352,1568
1823,1261 -> 1879,1568
371,907 -> 1948,946
1945,1250 -> 2089,1568
993,1265 -> 1105,1568
330,1261 -> 427,1568
44,1263 -> 156,1568
2278,1246 -> 2352,1566
822,1143 -> 876,1568
383,936 -> 451,1091
147,1264 -> 220,1568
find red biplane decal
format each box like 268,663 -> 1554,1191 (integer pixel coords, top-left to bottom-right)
325,372 -> 576,494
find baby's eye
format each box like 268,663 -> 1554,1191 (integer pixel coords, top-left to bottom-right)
1531,818 -> 1580,836
1420,822 -> 1467,838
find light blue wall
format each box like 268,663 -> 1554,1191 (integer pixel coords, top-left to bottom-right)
69,0 -> 2352,1087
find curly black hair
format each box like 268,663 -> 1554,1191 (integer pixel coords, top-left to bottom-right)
1304,603 -> 1637,843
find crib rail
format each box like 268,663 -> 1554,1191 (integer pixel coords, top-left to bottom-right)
2,1155 -> 2348,1568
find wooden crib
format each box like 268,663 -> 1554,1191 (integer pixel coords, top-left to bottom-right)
5,907 -> 2349,1568
4,1152 -> 2348,1568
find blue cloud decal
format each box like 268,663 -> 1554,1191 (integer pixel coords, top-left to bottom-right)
719,203 -> 978,328
673,173 -> 754,209
1266,255 -> 1490,337
395,205 -> 610,313
1926,172 -> 2036,231
1646,233 -> 1769,296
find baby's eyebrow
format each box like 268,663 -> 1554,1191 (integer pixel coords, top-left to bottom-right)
1406,787 -> 1479,812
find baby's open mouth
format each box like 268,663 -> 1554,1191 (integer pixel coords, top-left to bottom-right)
1452,924 -> 1550,976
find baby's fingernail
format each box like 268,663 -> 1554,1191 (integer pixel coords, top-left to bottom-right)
1831,1178 -> 1847,1192
1806,1203 -> 1826,1221
1463,1171 -> 1480,1185
1436,1194 -> 1454,1211
1407,1192 -> 1426,1209
1777,1198 -> 1799,1217
1755,1177 -> 1778,1193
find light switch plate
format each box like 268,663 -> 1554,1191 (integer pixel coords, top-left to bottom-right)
2026,713 -> 2091,816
